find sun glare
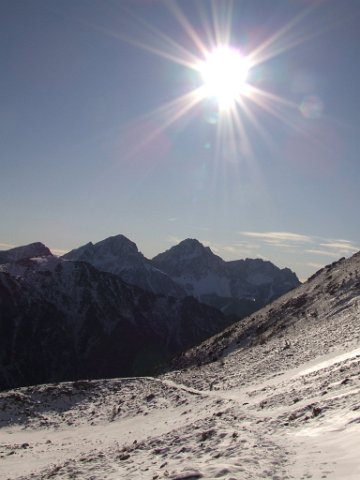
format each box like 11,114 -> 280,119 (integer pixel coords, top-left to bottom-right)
117,1 -> 321,167
198,47 -> 251,110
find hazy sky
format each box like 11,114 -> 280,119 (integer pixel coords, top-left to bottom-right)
1,0 -> 360,280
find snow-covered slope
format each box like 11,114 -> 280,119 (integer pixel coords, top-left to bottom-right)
173,253 -> 360,371
152,238 -> 300,316
1,252 -> 359,479
63,235 -> 186,297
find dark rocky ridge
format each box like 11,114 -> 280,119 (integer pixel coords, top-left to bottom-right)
0,258 -> 232,391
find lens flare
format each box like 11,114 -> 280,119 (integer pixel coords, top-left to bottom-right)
300,95 -> 324,119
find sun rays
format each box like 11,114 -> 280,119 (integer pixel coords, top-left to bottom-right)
112,1 -> 330,165
100,0 -> 344,183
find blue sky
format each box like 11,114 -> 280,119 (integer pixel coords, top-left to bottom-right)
1,0 -> 360,280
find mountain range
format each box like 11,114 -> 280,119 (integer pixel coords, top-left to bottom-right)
0,234 -> 299,390
1,242 -> 359,479
64,235 -> 300,316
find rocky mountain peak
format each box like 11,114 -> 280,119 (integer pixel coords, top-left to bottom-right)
0,242 -> 52,264
176,238 -> 209,251
63,235 -> 142,264
166,238 -> 212,255
152,239 -> 300,315
152,238 -> 222,268
95,234 -> 140,256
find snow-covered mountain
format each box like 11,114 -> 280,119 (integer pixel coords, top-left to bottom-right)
0,256 -> 231,390
0,235 -> 299,390
152,238 -> 300,316
1,251 -> 359,479
63,235 -> 186,297
63,236 -> 299,317
0,242 -> 52,264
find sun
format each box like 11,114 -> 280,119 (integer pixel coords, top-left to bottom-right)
198,46 -> 251,110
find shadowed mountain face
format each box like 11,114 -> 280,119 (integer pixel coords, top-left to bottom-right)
0,242 -> 52,264
0,256 -> 231,391
152,239 -> 300,316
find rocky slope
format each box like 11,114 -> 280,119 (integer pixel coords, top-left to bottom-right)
171,252 -> 360,378
152,238 -> 300,316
